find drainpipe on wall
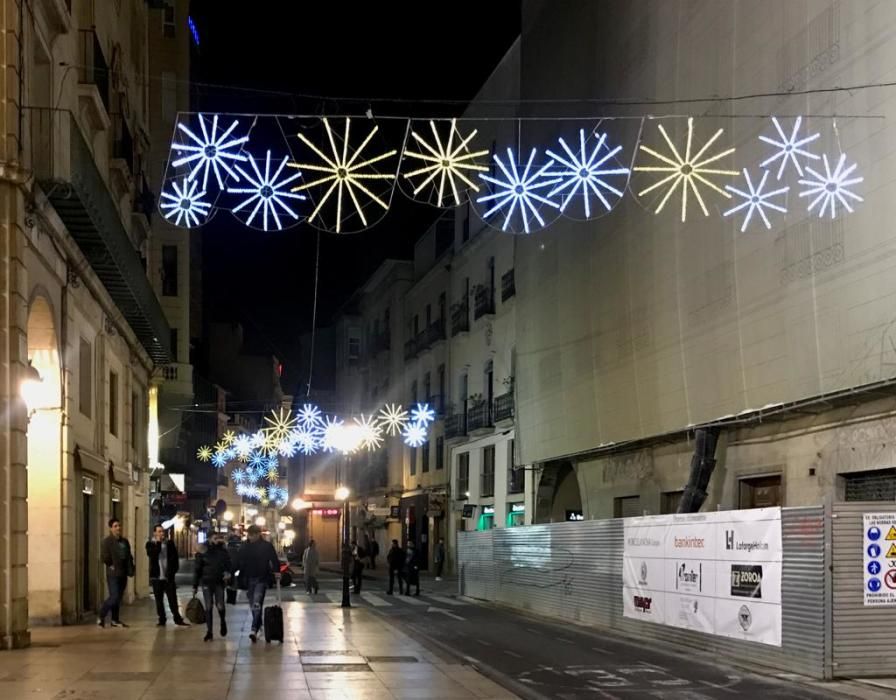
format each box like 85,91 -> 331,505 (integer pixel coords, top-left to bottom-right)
677,427 -> 722,514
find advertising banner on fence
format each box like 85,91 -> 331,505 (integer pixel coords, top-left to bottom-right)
863,513 -> 896,606
623,507 -> 782,647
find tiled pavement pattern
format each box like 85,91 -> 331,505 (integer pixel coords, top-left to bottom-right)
0,591 -> 515,700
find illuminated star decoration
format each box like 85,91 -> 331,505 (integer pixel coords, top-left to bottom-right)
248,452 -> 266,470
290,118 -> 397,233
297,403 -> 324,429
403,119 -> 489,206
277,437 -> 299,458
477,148 -> 561,233
160,179 -> 211,227
236,483 -> 252,497
171,114 -> 249,190
221,431 -> 236,446
410,403 -> 436,427
378,403 -> 408,436
634,117 -> 737,222
211,451 -> 228,468
402,421 -> 427,448
266,465 -> 280,484
227,150 -> 306,231
292,426 -> 321,455
231,467 -> 247,484
232,434 -> 253,460
545,129 -> 630,217
196,446 -> 212,462
798,153 -> 863,219
355,415 -> 384,451
723,169 -> 789,231
264,408 -> 298,444
759,116 -> 820,180
321,416 -> 345,453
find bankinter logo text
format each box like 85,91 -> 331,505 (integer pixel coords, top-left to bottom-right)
673,536 -> 705,548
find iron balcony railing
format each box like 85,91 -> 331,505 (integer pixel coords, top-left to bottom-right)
467,400 -> 492,431
403,338 -> 417,362
474,286 -> 495,320
417,320 -> 446,353
78,29 -> 110,115
451,301 -> 469,336
444,413 -> 466,439
501,269 -> 516,302
27,107 -> 171,364
494,391 -> 514,423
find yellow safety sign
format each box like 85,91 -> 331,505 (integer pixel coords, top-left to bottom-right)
887,543 -> 896,558
886,526 -> 896,541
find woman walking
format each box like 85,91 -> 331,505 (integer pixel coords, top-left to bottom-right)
302,539 -> 320,594
193,532 -> 231,641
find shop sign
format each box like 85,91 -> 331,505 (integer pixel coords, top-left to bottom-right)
111,485 -> 122,503
511,503 -> 525,513
864,513 -> 896,606
566,510 -> 584,521
483,505 -> 495,515
312,508 -> 341,517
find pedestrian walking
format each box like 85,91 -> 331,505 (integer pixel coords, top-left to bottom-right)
434,537 -> 446,581
386,539 -> 404,595
98,518 -> 134,628
146,524 -> 188,627
370,538 -> 380,570
193,532 -> 232,641
302,539 -> 320,594
351,540 -> 365,594
404,540 -> 420,596
234,524 -> 280,643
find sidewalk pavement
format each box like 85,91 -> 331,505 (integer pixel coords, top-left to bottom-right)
0,594 -> 516,700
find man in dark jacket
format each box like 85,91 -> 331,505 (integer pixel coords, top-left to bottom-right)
403,540 -> 420,596
146,524 -> 187,626
386,540 -> 403,595
193,532 -> 232,641
351,540 -> 365,594
98,518 -> 134,627
234,525 -> 280,642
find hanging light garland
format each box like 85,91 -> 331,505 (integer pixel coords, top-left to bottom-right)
162,113 -> 864,234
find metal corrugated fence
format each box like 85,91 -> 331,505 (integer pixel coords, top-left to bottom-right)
458,506 -> 828,679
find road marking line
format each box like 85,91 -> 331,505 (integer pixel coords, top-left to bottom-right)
476,639 -> 492,646
526,627 -> 540,634
324,593 -> 342,604
556,637 -> 574,644
360,593 -> 391,607
504,650 -> 522,658
396,595 -> 428,606
426,606 -> 466,621
429,595 -> 466,606
591,646 -> 610,654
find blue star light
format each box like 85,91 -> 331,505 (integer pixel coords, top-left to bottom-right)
228,150 -> 306,231
545,129 -> 629,217
723,169 -> 789,231
160,179 -> 211,227
759,116 -> 820,180
231,468 -> 247,484
171,114 -> 250,190
410,403 -> 436,427
402,421 -> 427,448
799,153 -> 863,218
477,148 -> 560,233
211,451 -> 228,468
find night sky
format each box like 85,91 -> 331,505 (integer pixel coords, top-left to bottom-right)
187,1 -> 521,394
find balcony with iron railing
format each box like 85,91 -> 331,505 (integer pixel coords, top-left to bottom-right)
444,413 -> 466,440
417,320 -> 446,354
77,29 -> 111,128
494,391 -> 514,423
26,107 -> 171,364
403,337 -> 417,362
473,285 -> 495,320
501,269 -> 516,302
451,300 -> 469,336
467,399 -> 492,432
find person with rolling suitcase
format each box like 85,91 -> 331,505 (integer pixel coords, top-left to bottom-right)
234,525 -> 280,643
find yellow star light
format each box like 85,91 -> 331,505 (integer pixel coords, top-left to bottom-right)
196,446 -> 213,462
221,430 -> 236,446
263,408 -> 297,443
634,117 -> 737,222
290,118 -> 397,233
403,119 -> 489,206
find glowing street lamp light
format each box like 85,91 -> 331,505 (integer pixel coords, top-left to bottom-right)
335,486 -> 351,501
291,498 -> 310,511
222,511 -> 234,522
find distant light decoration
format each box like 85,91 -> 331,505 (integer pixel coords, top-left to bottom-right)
321,416 -> 345,452
403,119 -> 489,206
410,403 -> 436,427
248,452 -> 266,470
211,451 -> 228,468
196,446 -> 212,462
227,150 -> 306,231
235,483 -> 252,497
545,129 -> 629,217
798,153 -> 863,218
221,431 -> 236,446
214,440 -> 228,454
187,16 -> 200,46
231,468 -> 247,484
171,114 -> 249,190
634,117 -> 737,222
290,117 -> 397,233
297,403 -> 324,429
378,403 -> 408,436
292,426 -> 321,455
759,116 -> 820,180
160,179 -> 211,227
277,437 -> 299,458
355,414 -> 384,451
250,431 -> 266,450
723,169 -> 789,231
232,434 -> 253,460
264,408 -> 298,443
402,421 -> 427,448
265,465 -> 280,484
477,148 -> 560,233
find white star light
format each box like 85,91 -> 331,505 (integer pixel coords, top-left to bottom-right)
723,169 -> 789,231
635,117 -> 737,222
759,116 -> 820,180
290,118 -> 397,233
545,129 -> 630,217
799,153 -> 863,218
297,404 -> 324,429
378,403 -> 408,436
478,148 -> 561,233
403,119 -> 489,206
171,114 -> 249,190
292,426 -> 321,455
227,150 -> 306,231
410,403 -> 436,427
321,416 -> 345,452
232,434 -> 253,460
402,421 -> 427,448
160,179 -> 211,227
235,483 -> 252,497
354,415 -> 384,451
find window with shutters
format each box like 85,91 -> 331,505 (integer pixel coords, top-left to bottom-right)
109,371 -> 119,437
79,338 -> 92,417
843,468 -> 896,501
614,495 -> 641,518
660,490 -> 684,514
481,445 -> 495,497
456,453 -> 469,496
738,474 -> 782,509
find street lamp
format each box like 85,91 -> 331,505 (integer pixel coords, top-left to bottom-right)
336,485 -> 351,608
291,498 -> 310,511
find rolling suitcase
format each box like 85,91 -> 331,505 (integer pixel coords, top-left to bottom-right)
263,578 -> 284,643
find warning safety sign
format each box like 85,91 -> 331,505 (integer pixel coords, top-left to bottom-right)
864,513 -> 896,606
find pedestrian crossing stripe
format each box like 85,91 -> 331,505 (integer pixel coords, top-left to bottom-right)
429,595 -> 465,606
887,543 -> 896,558
360,593 -> 391,607
886,526 -> 896,541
